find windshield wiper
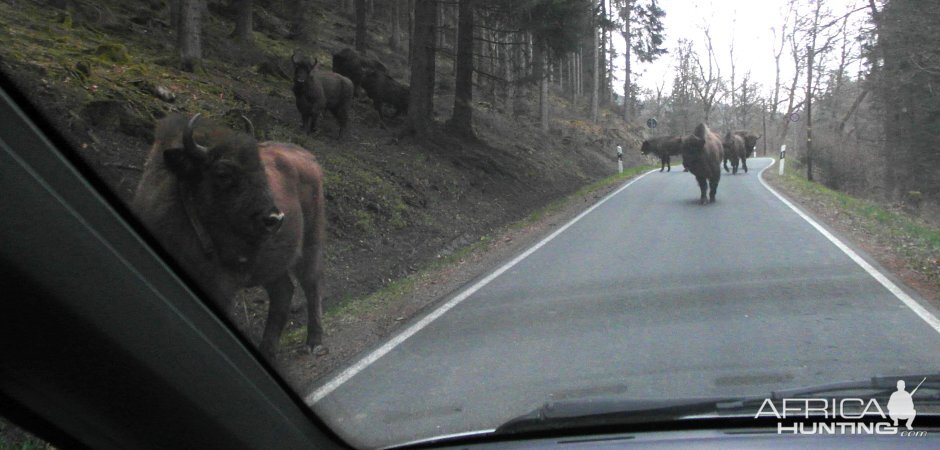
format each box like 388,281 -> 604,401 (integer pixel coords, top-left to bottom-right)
770,373 -> 940,399
496,373 -> 940,436
495,396 -> 759,435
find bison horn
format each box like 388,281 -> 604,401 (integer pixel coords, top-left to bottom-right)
184,113 -> 208,155
241,115 -> 255,139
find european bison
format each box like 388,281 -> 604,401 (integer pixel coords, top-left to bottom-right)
732,130 -> 761,173
640,136 -> 683,172
292,51 -> 354,138
722,131 -> 746,175
361,70 -> 409,119
133,113 -> 327,358
331,47 -> 388,97
681,123 -> 723,204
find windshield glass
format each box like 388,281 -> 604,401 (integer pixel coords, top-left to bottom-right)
2,0 -> 939,448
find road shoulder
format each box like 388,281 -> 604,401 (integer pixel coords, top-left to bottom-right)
760,160 -> 940,309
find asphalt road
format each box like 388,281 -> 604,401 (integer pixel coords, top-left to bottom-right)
309,158 -> 940,448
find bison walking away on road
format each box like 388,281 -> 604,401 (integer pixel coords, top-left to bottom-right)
722,131 -> 746,175
292,51 -> 354,138
732,130 -> 761,173
681,123 -> 723,204
640,136 -> 683,172
133,113 -> 327,358
361,70 -> 409,119
331,47 -> 389,97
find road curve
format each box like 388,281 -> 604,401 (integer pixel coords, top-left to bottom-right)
310,158 -> 940,448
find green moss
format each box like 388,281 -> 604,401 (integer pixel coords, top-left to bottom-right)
352,210 -> 374,233
279,325 -> 306,347
94,43 -> 129,63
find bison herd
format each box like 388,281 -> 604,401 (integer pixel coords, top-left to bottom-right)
641,124 -> 761,205
290,47 -> 409,138
130,47 -> 761,360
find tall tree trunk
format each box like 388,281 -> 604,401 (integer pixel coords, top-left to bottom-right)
534,37 -> 548,131
178,0 -> 202,72
600,0 -> 609,105
448,0 -> 474,137
502,31 -> 514,116
355,0 -> 367,52
389,0 -> 401,51
621,3 -> 632,121
232,0 -> 253,43
407,0 -> 415,61
729,39 -> 737,127
290,0 -> 312,41
591,24 -> 599,123
540,45 -> 549,131
805,44 -> 814,181
407,0 -> 437,136
778,39 -> 802,145
170,0 -> 181,36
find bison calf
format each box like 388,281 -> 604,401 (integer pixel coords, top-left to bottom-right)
133,113 -> 327,358
361,70 -> 409,120
292,52 -> 354,138
681,123 -> 723,204
640,136 -> 683,172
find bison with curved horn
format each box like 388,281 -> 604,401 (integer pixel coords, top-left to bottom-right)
133,113 -> 327,358
681,123 -> 723,204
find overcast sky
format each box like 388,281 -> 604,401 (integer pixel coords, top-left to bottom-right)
611,0 -> 868,98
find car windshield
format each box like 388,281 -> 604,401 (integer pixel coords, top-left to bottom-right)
1,0 -> 939,448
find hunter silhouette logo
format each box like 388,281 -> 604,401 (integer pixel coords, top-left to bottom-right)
756,377 -> 929,435
888,378 -> 925,430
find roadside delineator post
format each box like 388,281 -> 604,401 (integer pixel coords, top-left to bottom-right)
617,145 -> 623,174
779,145 -> 786,176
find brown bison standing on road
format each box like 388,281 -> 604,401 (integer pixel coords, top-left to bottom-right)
133,114 -> 327,358
292,52 -> 354,138
732,130 -> 761,173
722,131 -> 746,175
640,136 -> 683,172
681,123 -> 723,204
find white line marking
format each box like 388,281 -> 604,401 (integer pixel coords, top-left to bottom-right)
380,429 -> 497,450
757,157 -> 940,334
306,169 -> 659,404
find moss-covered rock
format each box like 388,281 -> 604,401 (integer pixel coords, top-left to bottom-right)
94,43 -> 129,63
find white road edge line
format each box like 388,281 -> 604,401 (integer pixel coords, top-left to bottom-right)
306,168 -> 659,405
757,157 -> 940,334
